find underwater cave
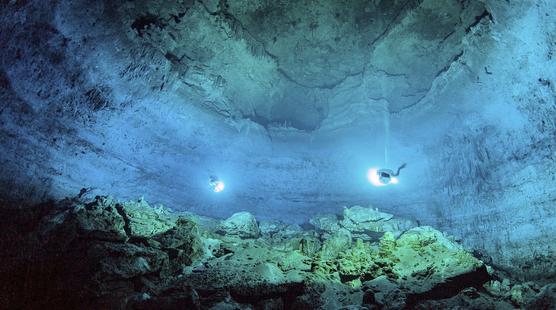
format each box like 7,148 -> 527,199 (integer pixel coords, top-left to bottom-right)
1,0 -> 556,309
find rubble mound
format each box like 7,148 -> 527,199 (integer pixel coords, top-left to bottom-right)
0,197 -> 553,309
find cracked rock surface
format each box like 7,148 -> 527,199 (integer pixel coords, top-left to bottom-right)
1,196 -> 554,309
19,0 -> 490,131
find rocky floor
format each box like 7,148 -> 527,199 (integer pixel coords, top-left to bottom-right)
1,196 -> 555,309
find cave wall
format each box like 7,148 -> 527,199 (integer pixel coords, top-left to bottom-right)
420,0 -> 556,282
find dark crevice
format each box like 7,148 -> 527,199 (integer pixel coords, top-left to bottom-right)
229,282 -> 305,309
131,14 -> 166,37
241,111 -> 270,130
367,0 -> 423,49
439,29 -> 456,44
435,50 -> 464,78
115,203 -> 132,238
405,265 -> 492,308
465,9 -> 493,33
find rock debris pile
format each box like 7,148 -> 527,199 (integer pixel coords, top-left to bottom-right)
1,196 -> 554,309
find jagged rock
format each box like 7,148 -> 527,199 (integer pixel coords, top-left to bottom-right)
255,298 -> 284,310
390,226 -> 486,294
309,213 -> 341,233
344,205 -> 394,223
271,223 -> 304,242
320,228 -> 352,259
123,198 -> 175,238
413,287 -> 516,309
89,242 -> 168,280
362,276 -> 407,309
527,284 -> 556,309
182,212 -> 222,233
259,220 -> 287,236
71,196 -> 128,241
299,236 -> 322,257
202,237 -> 222,258
483,280 -> 508,297
2,196 -> 546,309
155,217 -> 204,269
218,212 -> 260,239
254,262 -> 286,284
372,226 -> 490,301
508,282 -> 540,306
130,286 -> 201,310
340,205 -> 414,236
337,239 -> 377,284
209,299 -> 253,310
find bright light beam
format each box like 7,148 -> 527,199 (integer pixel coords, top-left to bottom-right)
368,168 -> 386,187
367,167 -> 399,187
213,181 -> 225,193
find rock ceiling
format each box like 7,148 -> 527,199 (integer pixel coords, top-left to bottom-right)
105,0 -> 491,131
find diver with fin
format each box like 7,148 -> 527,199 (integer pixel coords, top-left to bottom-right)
377,163 -> 406,185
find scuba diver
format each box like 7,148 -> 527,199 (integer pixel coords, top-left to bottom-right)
377,163 -> 406,185
209,175 -> 225,192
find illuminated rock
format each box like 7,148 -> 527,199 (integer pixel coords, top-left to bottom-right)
218,211 -> 261,239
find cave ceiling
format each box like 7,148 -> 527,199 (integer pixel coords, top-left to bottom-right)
74,0 -> 491,131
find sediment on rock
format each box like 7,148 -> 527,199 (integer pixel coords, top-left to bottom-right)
0,198 -> 554,309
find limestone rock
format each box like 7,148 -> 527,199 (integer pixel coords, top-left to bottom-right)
3,196 -> 545,309
309,213 -> 341,233
181,212 -> 222,234
320,228 -> 352,259
254,262 -> 286,284
89,242 -> 168,280
258,220 -> 287,236
71,196 -> 128,241
527,284 -> 556,309
387,226 -> 487,294
340,205 -> 414,236
362,276 -> 407,309
218,212 -> 260,239
508,282 -> 540,307
123,198 -> 174,238
155,217 -> 204,269
343,205 -> 394,223
299,236 -> 322,257
202,237 -> 222,258
336,239 -> 376,282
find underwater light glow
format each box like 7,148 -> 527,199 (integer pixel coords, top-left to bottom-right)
212,181 -> 225,192
368,168 -> 386,186
367,167 -> 398,186
209,175 -> 225,192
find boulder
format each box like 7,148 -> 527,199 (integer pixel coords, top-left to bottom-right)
337,239 -> 376,283
343,206 -> 394,223
527,284 -> 556,309
386,227 -> 489,297
309,213 -> 341,233
340,205 -> 414,235
320,228 -> 352,259
218,212 -> 260,239
155,217 -> 205,269
71,196 -> 128,241
259,220 -> 289,237
89,242 -> 169,280
362,276 -> 407,309
123,198 -> 174,238
254,262 -> 286,284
